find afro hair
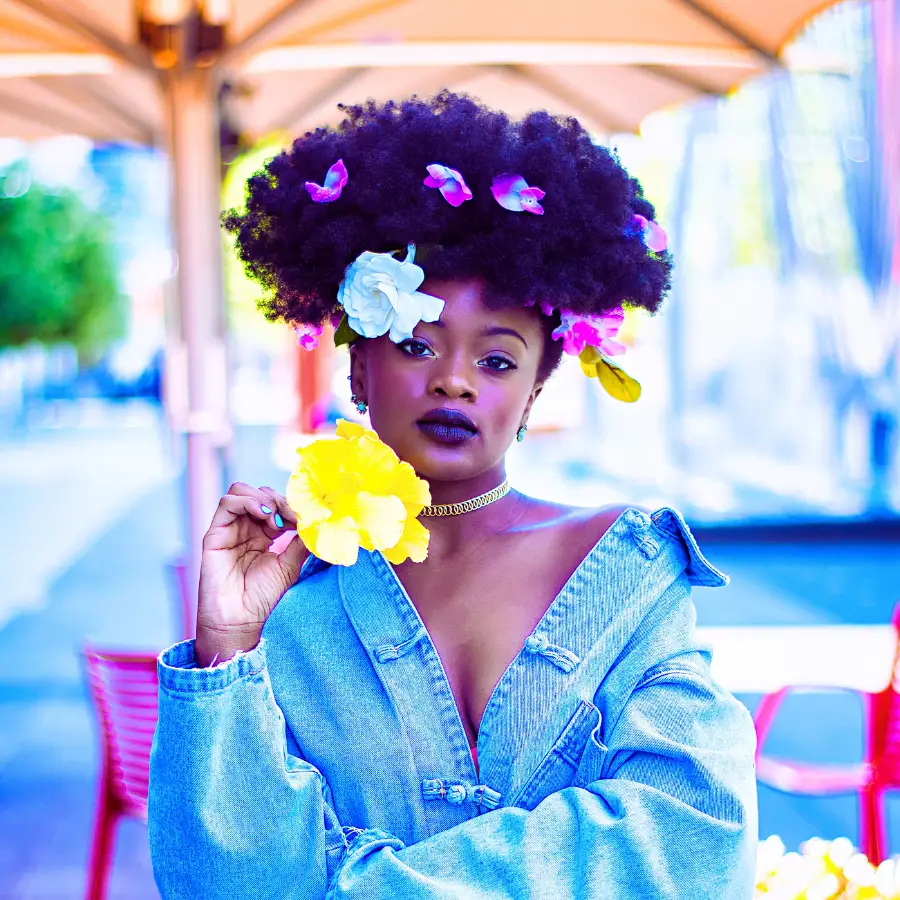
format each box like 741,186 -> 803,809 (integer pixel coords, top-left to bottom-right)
223,90 -> 672,353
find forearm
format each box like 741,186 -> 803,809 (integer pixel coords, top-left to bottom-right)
148,638 -> 345,900
330,781 -> 756,900
327,662 -> 758,900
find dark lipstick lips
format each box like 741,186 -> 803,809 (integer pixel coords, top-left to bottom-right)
417,408 -> 478,432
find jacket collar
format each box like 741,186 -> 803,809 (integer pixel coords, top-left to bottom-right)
335,507 -> 707,804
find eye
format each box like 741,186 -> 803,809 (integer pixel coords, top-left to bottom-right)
480,355 -> 517,372
399,339 -> 433,358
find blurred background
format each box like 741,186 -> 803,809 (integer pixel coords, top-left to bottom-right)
0,0 -> 899,897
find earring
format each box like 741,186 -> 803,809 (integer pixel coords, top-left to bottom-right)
350,392 -> 368,414
516,423 -> 528,442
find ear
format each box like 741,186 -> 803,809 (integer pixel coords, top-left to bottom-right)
348,340 -> 368,401
522,381 -> 544,422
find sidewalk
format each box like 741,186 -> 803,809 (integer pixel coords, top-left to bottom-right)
0,462 -> 180,898
0,409 -> 288,899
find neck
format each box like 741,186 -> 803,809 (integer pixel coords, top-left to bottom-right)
418,466 -> 521,554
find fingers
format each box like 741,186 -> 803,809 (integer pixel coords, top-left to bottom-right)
206,482 -> 298,541
274,533 -> 309,584
257,485 -> 298,528
207,493 -> 280,540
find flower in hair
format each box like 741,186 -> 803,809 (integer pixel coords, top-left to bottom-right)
423,164 -> 472,207
491,174 -> 545,215
552,307 -> 626,357
543,304 -> 640,402
631,214 -> 667,252
305,159 -> 348,203
337,244 -> 444,343
579,347 -> 642,403
295,323 -> 324,351
286,419 -> 431,566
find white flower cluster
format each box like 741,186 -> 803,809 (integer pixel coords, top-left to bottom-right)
755,834 -> 900,899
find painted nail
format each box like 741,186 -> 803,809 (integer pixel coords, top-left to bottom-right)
274,513 -> 284,528
260,505 -> 272,514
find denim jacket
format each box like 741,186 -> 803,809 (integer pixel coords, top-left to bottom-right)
148,506 -> 758,899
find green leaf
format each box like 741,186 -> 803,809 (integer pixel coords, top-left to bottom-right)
333,314 -> 359,347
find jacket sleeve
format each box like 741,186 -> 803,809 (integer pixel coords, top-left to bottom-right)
148,636 -> 351,900
325,580 -> 759,900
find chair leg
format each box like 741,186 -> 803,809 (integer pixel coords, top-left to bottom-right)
85,783 -> 120,900
860,785 -> 886,865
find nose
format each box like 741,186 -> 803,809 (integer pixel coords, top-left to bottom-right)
427,355 -> 477,401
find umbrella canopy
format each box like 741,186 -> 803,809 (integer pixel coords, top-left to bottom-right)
0,0 -> 852,143
0,0 -> 853,629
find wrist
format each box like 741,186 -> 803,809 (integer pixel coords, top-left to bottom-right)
194,624 -> 262,668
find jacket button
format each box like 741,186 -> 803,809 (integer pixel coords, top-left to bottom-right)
446,784 -> 467,804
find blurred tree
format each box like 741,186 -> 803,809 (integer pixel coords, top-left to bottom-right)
0,162 -> 125,363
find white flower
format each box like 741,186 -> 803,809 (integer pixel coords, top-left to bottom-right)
337,244 -> 444,343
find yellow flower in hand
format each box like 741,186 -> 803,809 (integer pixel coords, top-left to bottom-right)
285,419 -> 432,566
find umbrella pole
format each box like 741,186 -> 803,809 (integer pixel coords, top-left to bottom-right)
163,67 -> 230,638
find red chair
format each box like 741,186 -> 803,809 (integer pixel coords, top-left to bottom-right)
81,646 -> 159,900
754,601 -> 900,865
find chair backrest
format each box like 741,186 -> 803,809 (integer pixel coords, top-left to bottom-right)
868,600 -> 900,784
82,647 -> 159,816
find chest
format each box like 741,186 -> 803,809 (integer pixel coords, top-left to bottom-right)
391,537 -> 593,748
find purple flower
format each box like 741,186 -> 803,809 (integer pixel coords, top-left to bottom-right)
423,164 -> 472,207
295,323 -> 324,351
305,159 -> 348,203
552,307 -> 626,356
491,174 -> 545,215
631,214 -> 667,252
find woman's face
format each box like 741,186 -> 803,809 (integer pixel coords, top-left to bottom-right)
350,278 -> 546,482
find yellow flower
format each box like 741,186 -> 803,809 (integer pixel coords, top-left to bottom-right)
579,345 -> 642,403
285,419 -> 431,566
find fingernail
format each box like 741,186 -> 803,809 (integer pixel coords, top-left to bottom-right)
261,505 -> 272,514
274,513 -> 284,528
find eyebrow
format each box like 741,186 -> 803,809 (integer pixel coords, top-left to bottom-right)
428,320 -> 528,349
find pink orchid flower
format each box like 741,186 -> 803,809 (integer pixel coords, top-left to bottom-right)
491,173 -> 545,215
423,164 -> 472,207
552,307 -> 626,357
295,323 -> 324,351
632,214 -> 667,252
305,159 -> 348,203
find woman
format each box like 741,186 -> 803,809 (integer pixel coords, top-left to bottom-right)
148,92 -> 758,899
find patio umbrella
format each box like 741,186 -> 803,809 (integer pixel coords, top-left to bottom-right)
0,0 -> 860,627
0,0 -> 863,141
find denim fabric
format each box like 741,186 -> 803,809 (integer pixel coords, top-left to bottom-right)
148,506 -> 758,899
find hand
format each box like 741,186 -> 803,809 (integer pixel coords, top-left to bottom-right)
195,483 -> 307,667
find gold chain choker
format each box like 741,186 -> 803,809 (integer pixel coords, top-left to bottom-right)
420,479 -> 511,517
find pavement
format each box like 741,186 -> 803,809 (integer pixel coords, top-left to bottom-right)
1,399 -> 899,898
